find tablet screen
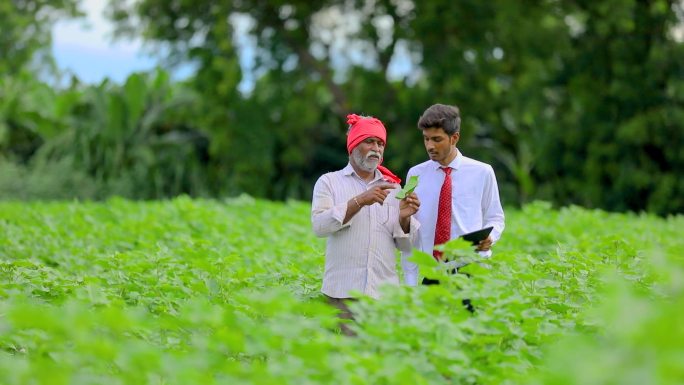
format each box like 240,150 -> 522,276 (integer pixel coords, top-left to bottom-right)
460,226 -> 494,245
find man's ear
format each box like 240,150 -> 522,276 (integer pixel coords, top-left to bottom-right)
451,132 -> 460,146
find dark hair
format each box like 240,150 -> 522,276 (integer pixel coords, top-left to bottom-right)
417,104 -> 461,135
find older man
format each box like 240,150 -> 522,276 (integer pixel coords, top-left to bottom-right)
311,114 -> 420,332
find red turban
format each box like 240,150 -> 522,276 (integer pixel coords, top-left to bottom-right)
346,114 -> 401,184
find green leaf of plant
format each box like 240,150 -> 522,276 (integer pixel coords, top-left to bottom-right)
395,176 -> 419,199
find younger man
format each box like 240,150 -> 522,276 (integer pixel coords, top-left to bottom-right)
401,104 -> 505,286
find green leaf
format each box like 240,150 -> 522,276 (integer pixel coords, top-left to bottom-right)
406,249 -> 438,270
395,175 -> 419,199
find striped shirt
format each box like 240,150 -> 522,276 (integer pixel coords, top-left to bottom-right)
312,163 -> 420,299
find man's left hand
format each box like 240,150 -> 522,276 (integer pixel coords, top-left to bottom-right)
476,236 -> 493,251
399,192 -> 420,220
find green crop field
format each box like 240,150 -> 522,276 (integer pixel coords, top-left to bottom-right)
1,197 -> 682,384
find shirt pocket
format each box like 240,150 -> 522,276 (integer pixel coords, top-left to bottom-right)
373,202 -> 395,234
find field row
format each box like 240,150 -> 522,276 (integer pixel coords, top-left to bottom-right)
1,197 -> 682,384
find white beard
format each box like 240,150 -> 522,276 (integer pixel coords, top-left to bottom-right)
352,147 -> 381,172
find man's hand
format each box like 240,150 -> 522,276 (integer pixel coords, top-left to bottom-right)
344,184 -> 394,224
399,192 -> 420,233
357,184 -> 395,206
476,236 -> 493,251
399,192 -> 420,220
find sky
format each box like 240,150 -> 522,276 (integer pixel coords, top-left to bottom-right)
51,0 -> 254,89
51,0 -> 159,83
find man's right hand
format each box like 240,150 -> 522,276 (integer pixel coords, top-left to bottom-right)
356,184 -> 395,206
476,236 -> 493,252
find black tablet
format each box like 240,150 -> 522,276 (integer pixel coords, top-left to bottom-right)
460,226 -> 494,245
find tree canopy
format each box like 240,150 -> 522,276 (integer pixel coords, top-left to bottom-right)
0,0 -> 81,75
1,0 -> 683,215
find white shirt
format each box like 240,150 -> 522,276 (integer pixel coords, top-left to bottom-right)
312,163 -> 420,299
401,150 -> 505,286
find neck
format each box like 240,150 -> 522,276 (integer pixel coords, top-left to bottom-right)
439,147 -> 458,167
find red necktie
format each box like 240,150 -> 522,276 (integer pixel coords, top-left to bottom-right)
433,167 -> 452,260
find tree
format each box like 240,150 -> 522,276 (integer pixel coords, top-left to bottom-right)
534,0 -> 684,214
95,0 -> 684,214
0,0 -> 82,75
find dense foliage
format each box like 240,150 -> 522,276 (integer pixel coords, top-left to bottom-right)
1,198 -> 682,384
0,0 -> 80,75
1,1 -> 683,214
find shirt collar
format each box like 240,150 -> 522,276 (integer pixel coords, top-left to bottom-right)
343,163 -> 384,183
431,148 -> 463,171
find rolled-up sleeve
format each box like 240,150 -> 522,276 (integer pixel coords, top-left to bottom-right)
393,216 -> 420,254
398,172 -> 420,286
399,215 -> 421,287
311,175 -> 352,237
401,243 -> 420,286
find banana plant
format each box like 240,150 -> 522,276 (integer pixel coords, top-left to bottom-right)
32,69 -> 207,199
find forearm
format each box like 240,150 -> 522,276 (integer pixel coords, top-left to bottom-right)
399,216 -> 410,233
312,177 -> 353,237
483,203 -> 505,243
343,196 -> 363,224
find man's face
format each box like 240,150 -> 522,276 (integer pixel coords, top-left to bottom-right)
423,127 -> 459,164
351,137 -> 385,172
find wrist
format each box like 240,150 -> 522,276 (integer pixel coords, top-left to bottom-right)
353,197 -> 362,209
399,216 -> 411,232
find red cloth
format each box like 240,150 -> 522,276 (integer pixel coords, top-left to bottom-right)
376,165 -> 401,184
433,167 -> 452,260
345,114 -> 401,184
